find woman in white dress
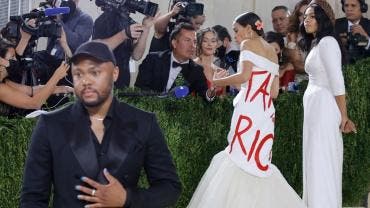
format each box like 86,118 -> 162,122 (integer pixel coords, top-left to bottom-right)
187,12 -> 305,208
299,1 -> 357,207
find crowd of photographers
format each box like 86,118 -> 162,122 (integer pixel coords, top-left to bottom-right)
0,0 -> 369,117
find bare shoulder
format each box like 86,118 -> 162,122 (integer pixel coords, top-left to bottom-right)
240,39 -> 257,51
265,44 -> 279,64
241,39 -> 278,64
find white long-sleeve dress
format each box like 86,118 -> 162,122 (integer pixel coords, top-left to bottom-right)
303,36 -> 346,208
187,50 -> 305,208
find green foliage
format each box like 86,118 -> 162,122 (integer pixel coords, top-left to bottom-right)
0,61 -> 369,207
0,117 -> 35,208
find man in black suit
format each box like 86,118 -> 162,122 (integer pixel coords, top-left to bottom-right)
20,41 -> 181,207
336,0 -> 370,64
135,23 -> 216,101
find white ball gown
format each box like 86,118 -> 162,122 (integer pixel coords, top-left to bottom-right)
187,50 -> 305,208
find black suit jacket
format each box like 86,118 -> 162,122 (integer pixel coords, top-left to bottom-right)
20,98 -> 181,208
335,17 -> 370,63
135,50 -> 209,98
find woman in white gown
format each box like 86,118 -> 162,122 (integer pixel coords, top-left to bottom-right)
299,1 -> 357,207
187,12 -> 305,208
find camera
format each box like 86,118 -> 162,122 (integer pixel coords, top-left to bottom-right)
173,0 -> 204,18
95,0 -> 159,17
347,32 -> 369,47
2,1 -> 69,42
1,1 -> 69,86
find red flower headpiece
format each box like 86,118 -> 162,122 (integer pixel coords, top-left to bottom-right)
255,20 -> 264,30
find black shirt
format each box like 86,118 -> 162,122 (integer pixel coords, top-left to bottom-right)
83,98 -> 116,184
89,110 -> 113,170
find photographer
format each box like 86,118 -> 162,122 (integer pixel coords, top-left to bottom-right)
0,37 -> 72,115
149,0 -> 205,52
335,0 -> 370,64
1,17 -> 73,84
47,0 -> 93,60
93,6 -> 158,88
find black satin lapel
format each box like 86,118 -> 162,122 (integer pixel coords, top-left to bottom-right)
104,122 -> 136,174
68,108 -> 99,179
104,104 -> 140,175
161,52 -> 172,89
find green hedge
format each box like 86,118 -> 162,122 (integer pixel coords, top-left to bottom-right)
0,59 -> 369,208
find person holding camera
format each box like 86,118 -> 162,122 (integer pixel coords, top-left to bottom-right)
149,0 -> 205,52
0,37 -> 72,115
92,6 -> 158,89
47,0 -> 93,60
335,0 -> 370,64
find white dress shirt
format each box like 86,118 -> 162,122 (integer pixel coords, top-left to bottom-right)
165,53 -> 189,92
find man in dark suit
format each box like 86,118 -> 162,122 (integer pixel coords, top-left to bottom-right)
335,0 -> 370,64
135,23 -> 216,101
20,41 -> 181,207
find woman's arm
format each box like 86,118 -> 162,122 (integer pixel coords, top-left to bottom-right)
154,2 -> 181,38
335,95 -> 356,133
132,14 -> 159,60
15,29 -> 32,56
4,80 -> 32,95
5,80 -> 73,96
59,28 -> 73,59
270,76 -> 279,99
213,60 -> 252,87
319,37 -> 356,133
0,63 -> 69,109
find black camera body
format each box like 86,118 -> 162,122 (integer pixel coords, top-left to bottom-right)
173,0 -> 204,18
1,1 -> 63,86
347,32 -> 369,47
95,0 -> 158,17
3,2 -> 62,42
345,31 -> 370,63
8,16 -> 62,40
178,1 -> 204,17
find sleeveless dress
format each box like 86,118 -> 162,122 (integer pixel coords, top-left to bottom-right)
303,36 -> 345,208
187,50 -> 305,208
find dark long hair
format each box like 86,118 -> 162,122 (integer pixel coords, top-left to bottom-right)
299,4 -> 345,63
235,12 -> 264,37
299,4 -> 340,50
288,0 -> 310,33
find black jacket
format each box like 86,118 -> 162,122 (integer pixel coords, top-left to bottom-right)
335,17 -> 370,63
135,50 -> 209,98
20,98 -> 181,208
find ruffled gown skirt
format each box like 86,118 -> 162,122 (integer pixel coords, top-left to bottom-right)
187,150 -> 306,208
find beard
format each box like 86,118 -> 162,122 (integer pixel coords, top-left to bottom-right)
78,83 -> 113,108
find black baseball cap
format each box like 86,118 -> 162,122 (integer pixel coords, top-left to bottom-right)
70,41 -> 116,65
